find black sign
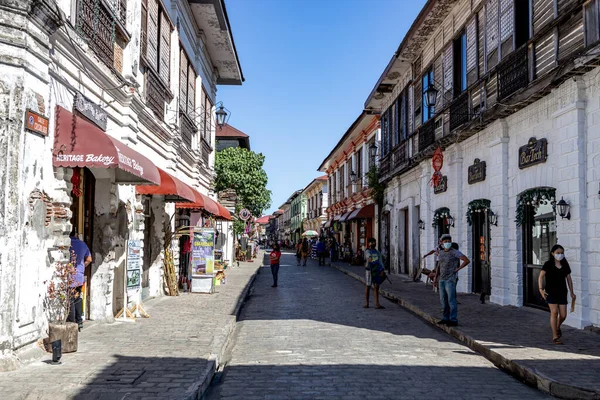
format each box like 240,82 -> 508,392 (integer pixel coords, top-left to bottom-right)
74,93 -> 108,131
468,158 -> 486,185
518,137 -> 547,169
434,175 -> 448,194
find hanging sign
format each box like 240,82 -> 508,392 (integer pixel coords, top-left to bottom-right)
468,158 -> 486,184
126,240 -> 142,289
430,146 -> 444,187
74,92 -> 108,131
518,137 -> 547,169
434,175 -> 448,194
24,109 -> 49,137
239,208 -> 252,221
191,228 -> 215,277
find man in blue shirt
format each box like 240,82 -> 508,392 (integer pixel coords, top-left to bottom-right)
316,238 -> 326,266
68,231 -> 92,330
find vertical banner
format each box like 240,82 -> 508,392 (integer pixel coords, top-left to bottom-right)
191,228 -> 215,276
127,240 -> 142,291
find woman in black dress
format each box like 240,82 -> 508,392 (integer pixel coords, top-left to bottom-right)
538,244 -> 576,344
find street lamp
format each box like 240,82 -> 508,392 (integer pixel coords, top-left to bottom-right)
425,84 -> 440,109
556,197 -> 571,220
488,210 -> 498,226
350,170 -> 357,183
215,101 -> 230,130
418,219 -> 425,230
446,214 -> 455,228
369,142 -> 378,165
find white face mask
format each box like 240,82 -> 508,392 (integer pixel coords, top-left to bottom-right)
443,242 -> 452,250
554,253 -> 564,261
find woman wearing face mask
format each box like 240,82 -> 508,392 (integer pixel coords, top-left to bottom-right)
539,244 -> 576,344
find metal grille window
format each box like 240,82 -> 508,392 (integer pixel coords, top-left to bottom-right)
202,89 -> 214,144
179,47 -> 198,150
76,0 -> 116,70
487,0 -> 499,54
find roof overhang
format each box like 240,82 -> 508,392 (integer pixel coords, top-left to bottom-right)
318,112 -> 377,172
188,0 -> 244,85
364,0 -> 459,111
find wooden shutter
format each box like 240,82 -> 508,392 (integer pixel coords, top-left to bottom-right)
140,0 -> 148,62
535,32 -> 556,78
500,0 -> 514,57
533,0 -> 555,34
414,77 -> 422,130
434,56 -> 443,107
146,0 -> 159,71
558,10 -> 584,61
179,49 -> 188,113
478,8 -> 486,73
487,0 -> 499,69
159,11 -> 171,84
391,101 -> 397,148
407,84 -> 414,135
187,65 -> 195,118
443,46 -> 453,99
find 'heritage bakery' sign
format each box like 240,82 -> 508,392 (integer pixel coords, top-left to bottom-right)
74,92 -> 108,131
468,158 -> 486,184
518,137 -> 547,169
434,175 -> 448,194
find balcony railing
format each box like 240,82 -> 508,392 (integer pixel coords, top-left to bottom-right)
449,91 -> 470,131
498,45 -> 529,101
146,69 -> 170,120
77,0 -> 115,70
392,141 -> 408,169
380,156 -> 391,177
418,119 -> 435,153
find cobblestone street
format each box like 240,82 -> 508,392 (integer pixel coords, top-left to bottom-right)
206,252 -> 548,400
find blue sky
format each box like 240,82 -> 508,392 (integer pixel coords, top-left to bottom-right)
218,0 -> 427,215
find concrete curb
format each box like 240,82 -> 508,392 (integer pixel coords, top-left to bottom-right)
183,253 -> 264,400
332,264 -> 600,400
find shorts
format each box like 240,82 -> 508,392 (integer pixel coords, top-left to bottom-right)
546,293 -> 568,305
365,269 -> 376,287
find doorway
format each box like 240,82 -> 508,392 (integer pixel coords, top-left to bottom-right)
434,207 -> 451,241
383,211 -> 391,272
468,201 -> 491,298
521,188 -> 557,309
402,209 -> 409,275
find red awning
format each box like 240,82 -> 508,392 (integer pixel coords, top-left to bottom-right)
176,190 -> 205,210
217,203 -> 232,220
53,106 -> 160,185
136,168 -> 196,202
203,196 -> 220,216
348,204 -> 375,221
339,211 -> 353,222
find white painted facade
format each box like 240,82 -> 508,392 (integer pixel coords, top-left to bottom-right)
384,73 -> 600,329
0,0 -> 242,369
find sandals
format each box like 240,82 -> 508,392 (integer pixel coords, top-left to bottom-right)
552,337 -> 563,345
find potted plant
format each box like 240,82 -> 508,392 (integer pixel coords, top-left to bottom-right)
43,252 -> 79,353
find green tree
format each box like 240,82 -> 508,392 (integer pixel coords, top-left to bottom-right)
215,147 -> 272,232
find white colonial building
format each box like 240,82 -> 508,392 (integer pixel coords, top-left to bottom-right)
0,0 -> 241,369
367,0 -> 600,329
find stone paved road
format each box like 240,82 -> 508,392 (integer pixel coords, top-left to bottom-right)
206,252 -> 549,400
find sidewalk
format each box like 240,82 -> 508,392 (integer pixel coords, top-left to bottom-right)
0,253 -> 263,400
333,263 -> 600,400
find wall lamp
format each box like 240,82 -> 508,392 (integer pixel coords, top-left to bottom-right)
418,219 -> 425,230
215,101 -> 230,130
488,210 -> 498,226
556,197 -> 571,220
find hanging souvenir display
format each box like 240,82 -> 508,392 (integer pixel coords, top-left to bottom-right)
71,167 -> 82,197
430,146 -> 444,187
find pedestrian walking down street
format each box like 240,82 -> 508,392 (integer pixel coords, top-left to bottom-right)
301,238 -> 309,266
269,244 -> 281,288
316,238 -> 326,266
539,244 -> 576,345
364,238 -> 384,309
295,240 -> 302,266
68,231 -> 92,331
434,234 -> 470,326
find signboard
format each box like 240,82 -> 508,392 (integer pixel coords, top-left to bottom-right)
74,92 -> 108,131
239,208 -> 252,221
434,175 -> 448,194
24,109 -> 49,137
191,228 -> 215,277
468,158 -> 486,184
518,137 -> 547,169
126,240 -> 142,289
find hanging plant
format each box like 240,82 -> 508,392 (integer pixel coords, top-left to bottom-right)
367,166 -> 385,206
466,199 -> 491,226
515,187 -> 556,227
432,207 -> 451,227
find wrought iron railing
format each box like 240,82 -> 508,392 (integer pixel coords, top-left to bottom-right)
418,119 -> 435,153
380,156 -> 391,177
449,91 -> 469,131
392,141 -> 408,169
498,45 -> 529,100
117,0 -> 127,27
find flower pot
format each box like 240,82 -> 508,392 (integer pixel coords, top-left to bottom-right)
44,322 -> 78,353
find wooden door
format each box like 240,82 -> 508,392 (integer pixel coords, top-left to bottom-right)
471,211 -> 491,295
